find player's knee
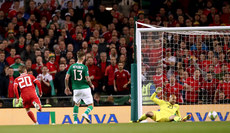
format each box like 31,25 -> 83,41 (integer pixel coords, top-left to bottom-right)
146,112 -> 154,117
169,115 -> 175,121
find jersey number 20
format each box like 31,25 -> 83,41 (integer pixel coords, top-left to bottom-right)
18,76 -> 33,88
73,69 -> 83,81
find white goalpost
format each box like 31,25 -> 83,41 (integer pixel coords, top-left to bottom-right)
132,22 -> 230,121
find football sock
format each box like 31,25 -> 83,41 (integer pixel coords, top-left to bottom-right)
84,105 -> 93,115
174,116 -> 182,122
73,105 -> 79,121
139,114 -> 147,121
27,111 -> 37,123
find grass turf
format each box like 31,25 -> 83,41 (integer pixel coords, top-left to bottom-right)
0,121 -> 229,133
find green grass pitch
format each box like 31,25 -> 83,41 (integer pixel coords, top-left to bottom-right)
0,121 -> 229,133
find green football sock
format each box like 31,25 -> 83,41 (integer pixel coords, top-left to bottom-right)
73,105 -> 79,121
139,114 -> 147,121
84,105 -> 93,115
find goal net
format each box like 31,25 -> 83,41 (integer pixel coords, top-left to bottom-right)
133,22 -> 230,122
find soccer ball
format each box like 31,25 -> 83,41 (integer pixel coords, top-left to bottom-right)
208,111 -> 218,120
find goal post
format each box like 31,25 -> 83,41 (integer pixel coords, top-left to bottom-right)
131,21 -> 230,121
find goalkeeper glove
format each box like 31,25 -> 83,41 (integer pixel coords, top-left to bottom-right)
155,87 -> 162,94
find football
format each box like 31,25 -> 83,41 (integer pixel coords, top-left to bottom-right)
208,111 -> 218,120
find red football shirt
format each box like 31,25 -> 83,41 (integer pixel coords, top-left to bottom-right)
46,61 -> 58,79
6,56 -> 15,66
87,65 -> 101,88
13,74 -> 41,99
100,62 -> 107,78
202,79 -> 219,100
165,83 -> 184,103
31,63 -> 43,74
184,77 -> 202,102
105,65 -> 118,86
152,74 -> 168,88
114,70 -> 131,91
217,81 -> 230,99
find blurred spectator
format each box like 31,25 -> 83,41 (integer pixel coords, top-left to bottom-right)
10,55 -> 24,77
81,41 -> 91,53
37,66 -> 55,104
91,44 -> 100,63
95,4 -> 112,26
118,0 -> 135,17
46,53 -> 58,79
152,67 -> 168,88
0,51 -> 8,74
207,7 -> 217,24
165,75 -> 184,104
216,73 -> 230,102
1,67 -> 15,98
114,62 -> 131,95
43,48 -> 50,64
98,52 -> 110,84
54,63 -> 67,96
15,36 -> 26,54
25,58 -> 37,77
31,56 -> 44,74
87,57 -> 101,94
209,14 -> 222,26
216,64 -> 228,80
25,33 -> 35,46
0,66 -> 9,98
103,56 -> 118,95
184,69 -> 203,104
6,48 -> 16,66
200,14 -> 209,26
67,58 -> 76,70
201,72 -> 219,103
220,6 -> 230,25
201,50 -> 214,69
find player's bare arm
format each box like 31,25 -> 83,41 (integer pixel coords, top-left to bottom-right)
85,76 -> 94,90
65,74 -> 72,95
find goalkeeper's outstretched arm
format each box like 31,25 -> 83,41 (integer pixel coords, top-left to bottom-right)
150,87 -> 164,105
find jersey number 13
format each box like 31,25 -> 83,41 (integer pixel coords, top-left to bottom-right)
73,69 -> 83,81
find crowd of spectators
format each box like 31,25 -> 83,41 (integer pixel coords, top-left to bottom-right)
0,0 -> 230,106
140,0 -> 230,104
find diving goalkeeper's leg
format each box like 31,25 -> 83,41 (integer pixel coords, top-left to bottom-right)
134,111 -> 154,123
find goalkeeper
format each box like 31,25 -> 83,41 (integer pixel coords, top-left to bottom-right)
135,87 -> 191,122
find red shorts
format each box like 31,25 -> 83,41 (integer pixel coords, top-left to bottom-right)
22,95 -> 42,109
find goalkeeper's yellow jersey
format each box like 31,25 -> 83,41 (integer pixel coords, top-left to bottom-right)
150,92 -> 181,117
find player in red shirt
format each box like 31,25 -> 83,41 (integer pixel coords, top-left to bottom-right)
13,66 -> 42,124
165,75 -> 184,103
114,62 -> 131,95
184,69 -> 203,104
